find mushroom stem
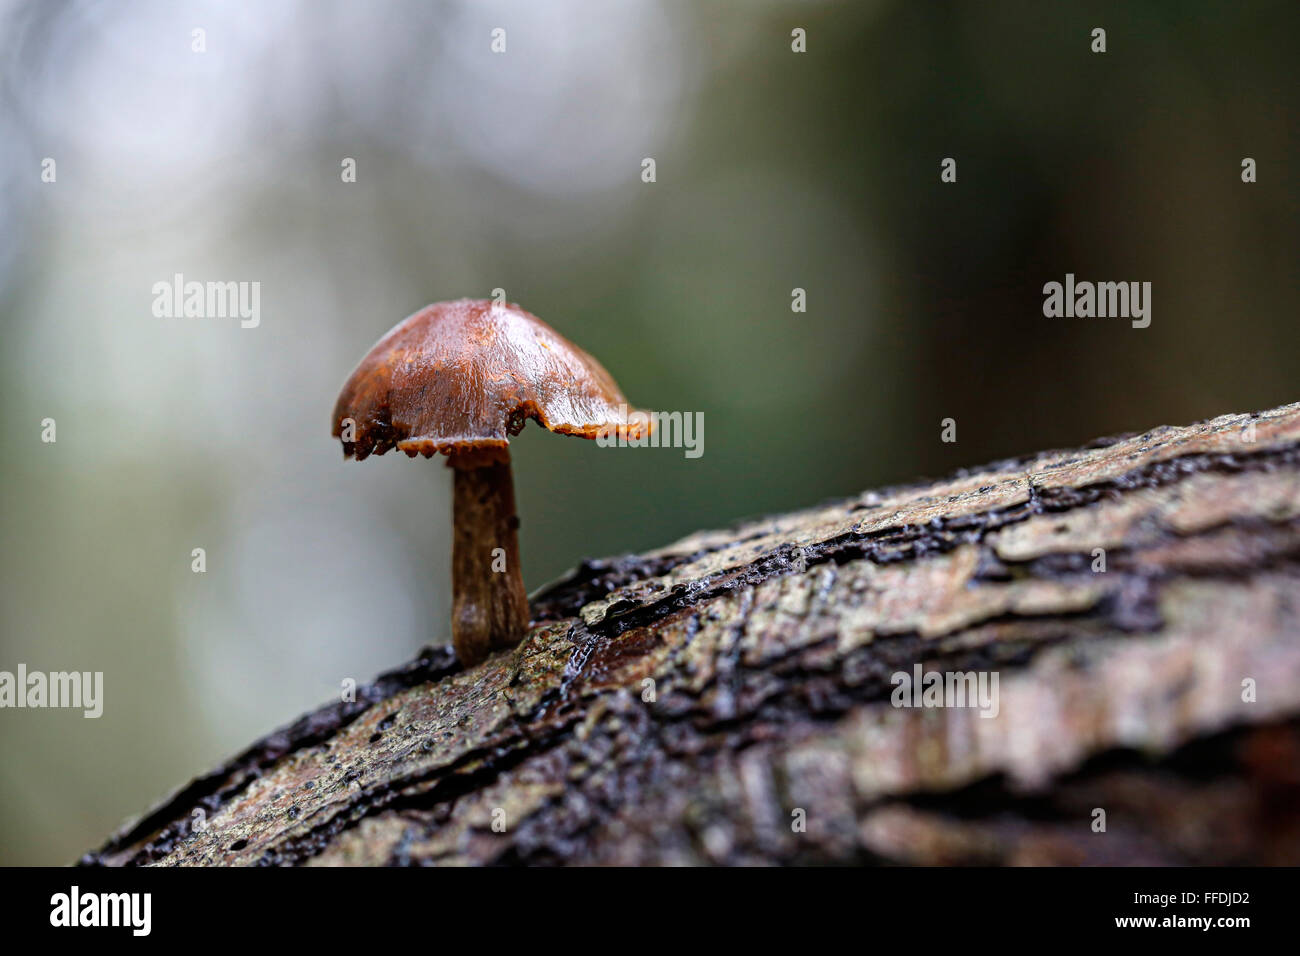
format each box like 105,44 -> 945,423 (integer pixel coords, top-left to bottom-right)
451,453 -> 529,666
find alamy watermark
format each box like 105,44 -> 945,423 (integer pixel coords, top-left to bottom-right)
50,886 -> 150,936
151,273 -> 260,328
596,404 -> 704,459
0,665 -> 103,718
891,664 -> 999,718
1043,273 -> 1150,328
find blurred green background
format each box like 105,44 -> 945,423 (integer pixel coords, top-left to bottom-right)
1,0 -> 1297,865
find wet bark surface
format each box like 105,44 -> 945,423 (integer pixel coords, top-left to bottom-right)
84,403 -> 1300,865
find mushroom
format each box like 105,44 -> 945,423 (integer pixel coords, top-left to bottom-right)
331,298 -> 648,666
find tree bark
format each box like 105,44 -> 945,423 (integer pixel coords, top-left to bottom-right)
84,403 -> 1300,866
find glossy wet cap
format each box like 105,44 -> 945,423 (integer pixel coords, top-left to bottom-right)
332,299 -> 648,465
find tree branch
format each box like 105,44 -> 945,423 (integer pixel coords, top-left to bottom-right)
84,403 -> 1300,865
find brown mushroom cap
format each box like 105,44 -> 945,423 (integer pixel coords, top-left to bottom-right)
332,299 -> 648,465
